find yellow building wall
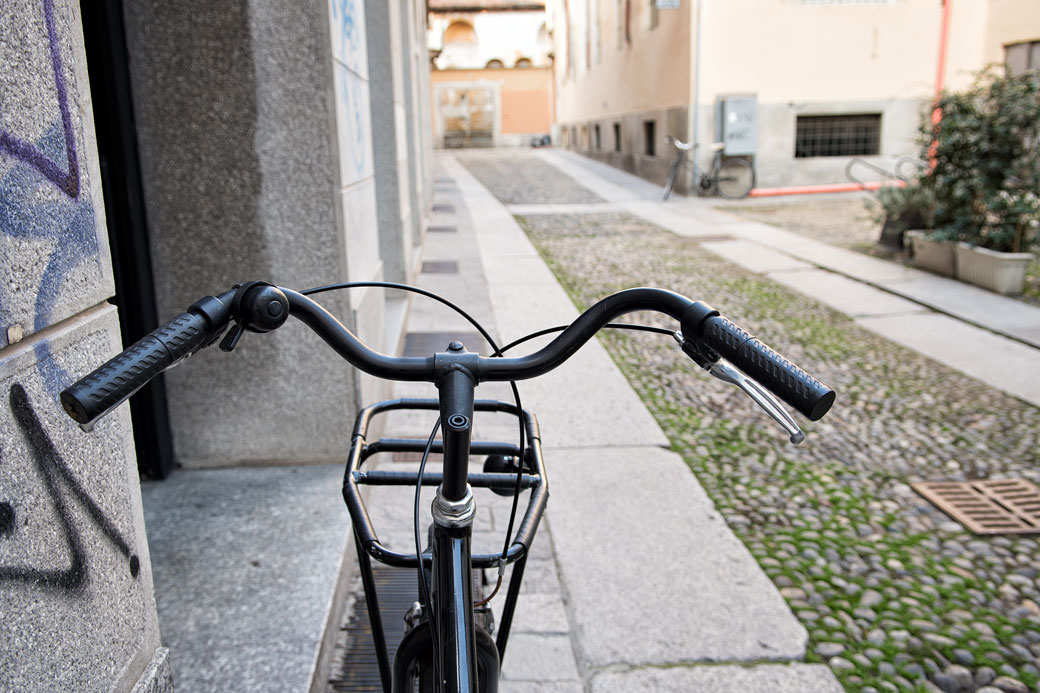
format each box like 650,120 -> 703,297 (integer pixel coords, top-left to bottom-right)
430,67 -> 554,141
554,0 -> 691,124
984,0 -> 1040,64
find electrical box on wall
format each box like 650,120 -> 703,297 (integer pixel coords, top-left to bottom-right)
715,95 -> 757,157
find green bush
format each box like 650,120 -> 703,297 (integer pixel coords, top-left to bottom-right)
922,67 -> 1040,253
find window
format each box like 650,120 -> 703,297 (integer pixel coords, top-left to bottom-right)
613,123 -> 621,152
1006,40 -> 1040,75
485,59 -> 504,68
514,57 -> 532,68
649,0 -> 658,29
594,124 -> 602,150
795,114 -> 880,158
443,21 -> 477,45
644,120 -> 656,156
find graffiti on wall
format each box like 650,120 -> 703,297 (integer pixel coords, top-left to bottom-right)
0,2 -> 132,590
0,0 -> 102,395
0,383 -> 139,590
329,0 -> 369,179
0,0 -> 79,199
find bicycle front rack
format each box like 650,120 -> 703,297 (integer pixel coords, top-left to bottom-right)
342,398 -> 548,690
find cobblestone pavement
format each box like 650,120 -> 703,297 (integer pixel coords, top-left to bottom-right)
460,153 -> 1040,693
718,197 -> 881,251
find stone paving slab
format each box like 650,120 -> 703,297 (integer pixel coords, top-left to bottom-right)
547,446 -> 808,670
876,275 -> 1040,349
506,202 -> 624,215
446,155 -> 671,450
590,663 -> 844,692
857,313 -> 1040,407
768,268 -> 927,318
701,239 -> 815,273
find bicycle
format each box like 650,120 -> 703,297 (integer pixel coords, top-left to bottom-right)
662,135 -> 756,201
60,280 -> 835,692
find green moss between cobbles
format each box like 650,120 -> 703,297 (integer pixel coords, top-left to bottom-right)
513,213 -> 1040,692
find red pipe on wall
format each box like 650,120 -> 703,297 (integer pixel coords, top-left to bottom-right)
929,0 -> 953,166
748,181 -> 904,197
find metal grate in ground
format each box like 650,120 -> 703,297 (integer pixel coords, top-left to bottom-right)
402,332 -> 486,357
421,260 -> 459,274
327,564 -> 418,692
912,479 -> 1040,534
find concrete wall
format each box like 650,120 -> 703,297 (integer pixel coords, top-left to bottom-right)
122,0 -> 429,467
567,105 -> 688,187
0,1 -> 167,690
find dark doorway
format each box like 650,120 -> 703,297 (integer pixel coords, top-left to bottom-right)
80,1 -> 175,479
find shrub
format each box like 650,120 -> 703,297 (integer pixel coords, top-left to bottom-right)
922,67 -> 1040,253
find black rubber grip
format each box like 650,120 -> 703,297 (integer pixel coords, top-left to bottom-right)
696,314 -> 835,421
61,312 -> 210,425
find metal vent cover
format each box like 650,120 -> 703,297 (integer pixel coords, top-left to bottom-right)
912,479 -> 1040,535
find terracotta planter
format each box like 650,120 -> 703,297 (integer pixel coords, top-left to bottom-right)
906,230 -> 956,277
954,243 -> 1035,295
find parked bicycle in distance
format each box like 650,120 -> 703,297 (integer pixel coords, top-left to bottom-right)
662,135 -> 756,201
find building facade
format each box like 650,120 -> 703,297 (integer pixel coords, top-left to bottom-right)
0,0 -> 432,689
429,0 -> 555,147
551,0 -> 1040,191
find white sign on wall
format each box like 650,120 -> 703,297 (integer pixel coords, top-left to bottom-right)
656,0 -> 680,8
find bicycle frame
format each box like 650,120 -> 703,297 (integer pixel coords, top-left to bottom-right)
344,393 -> 547,693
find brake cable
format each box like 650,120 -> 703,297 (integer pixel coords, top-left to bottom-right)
301,282 -> 673,609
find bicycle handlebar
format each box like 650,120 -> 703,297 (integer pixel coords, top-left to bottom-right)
60,283 -> 835,426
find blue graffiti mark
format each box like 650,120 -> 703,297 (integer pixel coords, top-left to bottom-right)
0,0 -> 80,199
338,70 -> 367,176
330,0 -> 362,73
1,123 -> 100,397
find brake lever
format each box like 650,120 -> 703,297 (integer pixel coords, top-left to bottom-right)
707,361 -> 805,444
674,330 -> 805,443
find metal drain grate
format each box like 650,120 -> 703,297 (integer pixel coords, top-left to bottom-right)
327,564 -> 417,691
421,260 -> 458,274
402,332 -> 486,357
912,479 -> 1040,535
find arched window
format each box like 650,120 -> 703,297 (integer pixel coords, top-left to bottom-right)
443,21 -> 477,45
514,57 -> 532,68
485,59 -> 504,68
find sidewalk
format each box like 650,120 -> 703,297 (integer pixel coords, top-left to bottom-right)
368,152 -> 843,691
533,149 -> 1040,408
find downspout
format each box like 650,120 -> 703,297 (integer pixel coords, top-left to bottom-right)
691,0 -> 702,180
929,0 -> 952,168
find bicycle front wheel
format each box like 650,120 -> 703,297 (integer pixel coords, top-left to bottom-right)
662,158 -> 681,201
716,158 -> 755,199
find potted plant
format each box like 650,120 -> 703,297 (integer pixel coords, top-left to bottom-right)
906,226 -> 957,277
922,67 -> 1040,294
954,187 -> 1039,294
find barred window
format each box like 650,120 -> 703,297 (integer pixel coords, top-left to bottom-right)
795,114 -> 881,158
1006,40 -> 1040,75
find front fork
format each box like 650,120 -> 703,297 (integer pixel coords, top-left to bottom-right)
428,362 -> 493,691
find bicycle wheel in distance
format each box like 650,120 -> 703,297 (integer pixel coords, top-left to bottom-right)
662,157 -> 681,201
716,158 -> 755,199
